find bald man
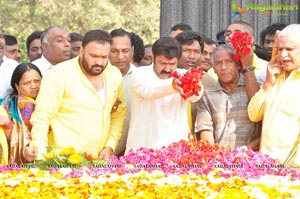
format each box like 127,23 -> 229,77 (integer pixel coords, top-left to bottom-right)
248,24 -> 300,167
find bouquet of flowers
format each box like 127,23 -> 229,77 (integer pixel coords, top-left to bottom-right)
169,67 -> 205,99
33,147 -> 107,170
230,32 -> 254,61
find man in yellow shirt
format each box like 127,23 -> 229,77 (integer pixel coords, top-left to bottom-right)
28,29 -> 126,161
248,24 -> 300,167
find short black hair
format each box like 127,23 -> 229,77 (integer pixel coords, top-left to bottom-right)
130,32 -> 145,63
254,44 -> 271,61
231,20 -> 253,29
4,34 -> 18,46
152,37 -> 182,60
70,32 -> 83,42
110,28 -> 132,46
260,23 -> 287,46
82,29 -> 112,47
204,37 -> 217,46
216,29 -> 226,44
26,31 -> 42,52
228,21 -> 254,36
171,23 -> 192,32
175,30 -> 204,51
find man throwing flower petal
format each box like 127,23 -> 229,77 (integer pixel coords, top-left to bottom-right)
125,37 -> 203,153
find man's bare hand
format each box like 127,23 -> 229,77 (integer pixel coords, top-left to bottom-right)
0,116 -> 13,139
23,147 -> 38,162
172,77 -> 183,94
263,55 -> 282,92
98,147 -> 113,161
111,99 -> 121,113
263,30 -> 281,92
240,49 -> 254,69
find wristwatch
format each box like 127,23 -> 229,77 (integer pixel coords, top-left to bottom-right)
241,66 -> 255,74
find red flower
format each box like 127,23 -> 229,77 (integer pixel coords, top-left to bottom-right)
231,32 -> 254,61
169,67 -> 205,99
84,152 -> 97,161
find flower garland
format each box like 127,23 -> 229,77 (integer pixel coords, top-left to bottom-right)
1,135 -> 300,198
231,31 -> 254,61
0,169 -> 299,198
16,135 -> 300,180
169,67 -> 205,99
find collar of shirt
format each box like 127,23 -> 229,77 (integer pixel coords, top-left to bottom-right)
208,75 -> 245,92
0,56 -> 18,69
124,63 -> 136,76
40,54 -> 54,68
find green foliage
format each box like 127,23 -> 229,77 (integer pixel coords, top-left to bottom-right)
25,147 -> 108,170
0,0 -> 160,62
34,153 -> 108,170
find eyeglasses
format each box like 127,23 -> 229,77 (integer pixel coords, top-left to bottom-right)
214,59 -> 236,68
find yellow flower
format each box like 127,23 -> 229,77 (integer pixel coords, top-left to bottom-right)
59,147 -> 75,157
44,151 -> 56,160
68,153 -> 82,165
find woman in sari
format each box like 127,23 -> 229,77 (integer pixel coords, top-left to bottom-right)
1,62 -> 42,164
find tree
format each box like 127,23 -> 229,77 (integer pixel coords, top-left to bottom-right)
0,0 -> 160,62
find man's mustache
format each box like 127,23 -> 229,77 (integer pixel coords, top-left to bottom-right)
92,64 -> 104,68
160,70 -> 171,74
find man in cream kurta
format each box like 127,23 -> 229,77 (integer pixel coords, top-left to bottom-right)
29,30 -> 126,161
248,24 -> 300,166
125,37 -> 202,154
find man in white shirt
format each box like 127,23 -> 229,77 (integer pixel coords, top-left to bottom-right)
125,37 -> 202,153
200,38 -> 217,72
0,28 -> 18,98
109,29 -> 136,156
26,30 -> 43,62
32,26 -> 71,75
0,28 -> 4,64
4,35 -> 21,63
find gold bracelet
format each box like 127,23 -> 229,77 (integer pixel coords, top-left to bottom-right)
102,146 -> 113,153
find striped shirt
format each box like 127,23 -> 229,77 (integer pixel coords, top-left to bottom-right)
195,77 -> 261,149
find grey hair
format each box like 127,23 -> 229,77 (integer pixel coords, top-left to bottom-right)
280,24 -> 300,39
41,26 -> 66,44
211,44 -> 236,63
